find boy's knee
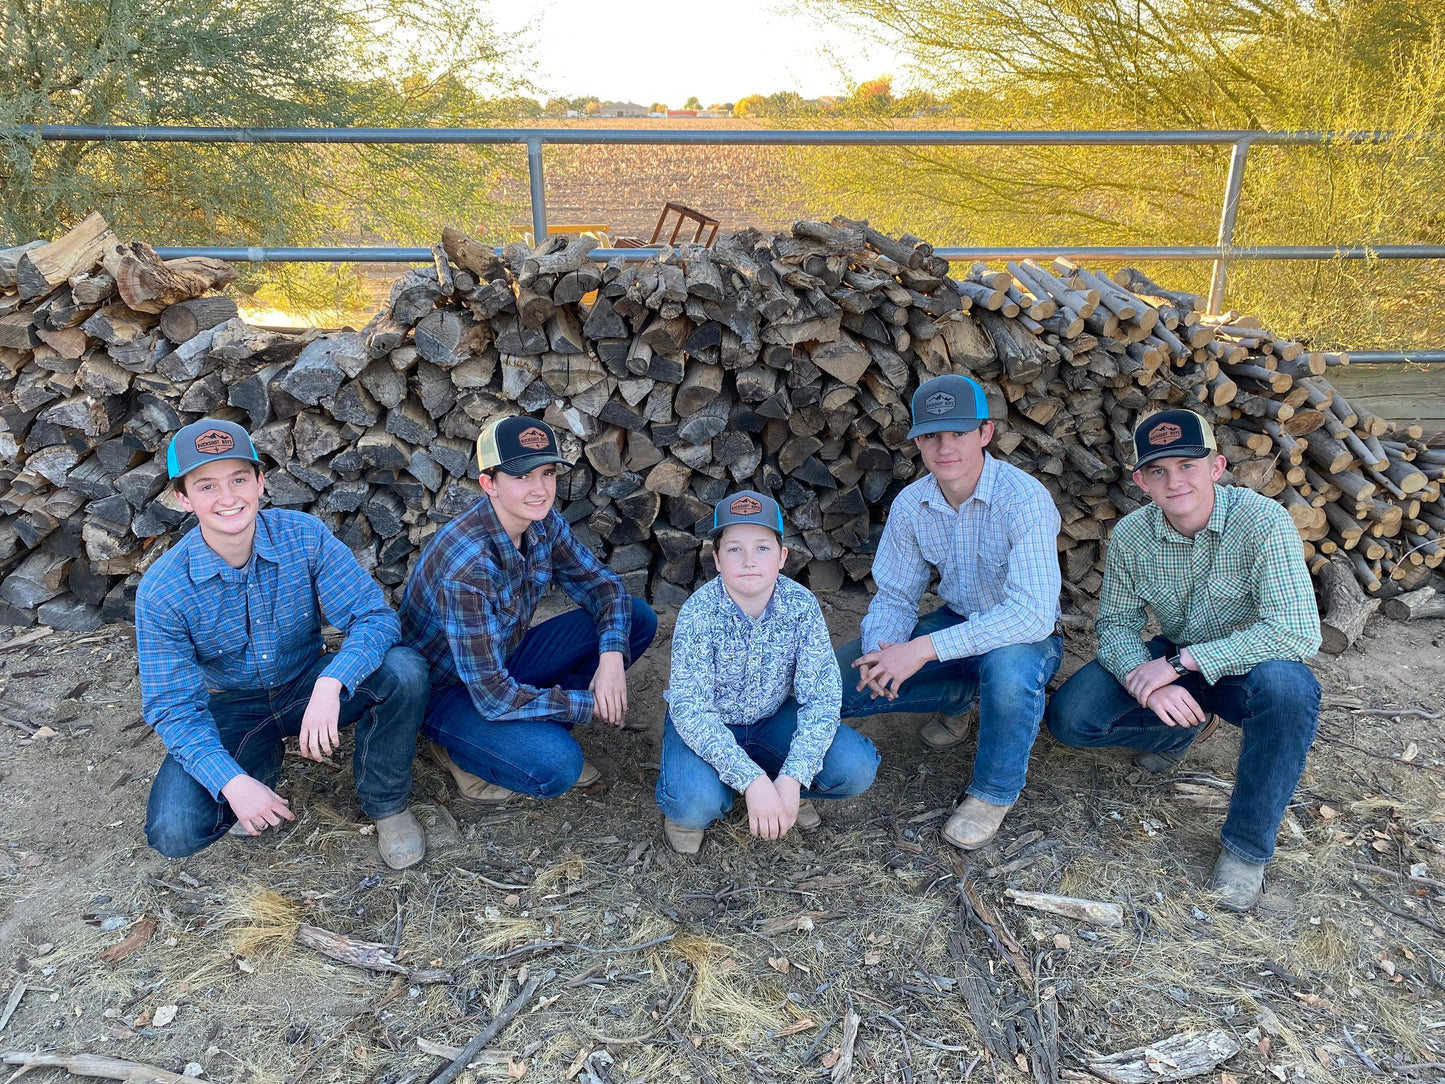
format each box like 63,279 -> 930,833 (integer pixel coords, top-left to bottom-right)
145,814 -> 210,859
629,598 -> 659,654
656,786 -> 730,831
815,732 -> 879,798
529,744 -> 586,798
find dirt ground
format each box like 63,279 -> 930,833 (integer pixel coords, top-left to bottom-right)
1,586 -> 1443,1084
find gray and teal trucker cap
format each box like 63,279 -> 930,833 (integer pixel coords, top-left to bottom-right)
166,418 -> 261,480
907,374 -> 990,439
709,490 -> 785,539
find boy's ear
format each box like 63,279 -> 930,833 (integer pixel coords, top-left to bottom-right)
779,545 -> 789,566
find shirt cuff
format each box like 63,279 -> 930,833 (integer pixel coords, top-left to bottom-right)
567,690 -> 596,726
320,655 -> 368,699
599,631 -> 630,662
1181,643 -> 1229,685
1100,645 -> 1151,685
928,626 -> 971,663
779,753 -> 819,790
722,759 -> 766,794
196,753 -> 249,801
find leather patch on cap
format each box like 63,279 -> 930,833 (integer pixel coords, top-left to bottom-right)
1148,422 -> 1183,446
729,495 -> 763,516
925,391 -> 955,416
517,426 -> 551,450
194,429 -> 236,455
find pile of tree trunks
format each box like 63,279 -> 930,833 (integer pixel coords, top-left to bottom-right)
1,214 -> 1441,636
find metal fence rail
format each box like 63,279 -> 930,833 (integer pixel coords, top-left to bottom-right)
10,123 -> 1445,363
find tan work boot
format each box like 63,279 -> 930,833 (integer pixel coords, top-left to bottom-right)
920,711 -> 974,751
663,817 -> 704,855
1134,715 -> 1220,774
375,809 -> 426,870
1209,849 -> 1265,912
794,799 -> 821,830
427,740 -> 518,802
941,796 -> 1013,850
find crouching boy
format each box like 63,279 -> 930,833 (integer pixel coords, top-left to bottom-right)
138,419 -> 430,870
1045,409 -> 1322,910
656,491 -> 880,854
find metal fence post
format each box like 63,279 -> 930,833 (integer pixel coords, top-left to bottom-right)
1208,138 -> 1251,315
527,137 -> 547,243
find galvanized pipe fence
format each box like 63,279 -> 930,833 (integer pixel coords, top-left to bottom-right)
7,123 -> 1445,364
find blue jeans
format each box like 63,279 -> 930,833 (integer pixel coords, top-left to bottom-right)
145,646 -> 431,858
655,698 -> 880,830
836,607 -> 1063,806
423,599 -> 657,797
1044,637 -> 1320,864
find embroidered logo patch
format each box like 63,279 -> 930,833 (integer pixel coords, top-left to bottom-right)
925,392 -> 955,416
729,495 -> 763,516
194,429 -> 236,455
517,426 -> 551,450
1148,422 -> 1183,446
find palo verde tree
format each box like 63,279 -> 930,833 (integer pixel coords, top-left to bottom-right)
796,0 -> 1445,348
0,0 -> 526,310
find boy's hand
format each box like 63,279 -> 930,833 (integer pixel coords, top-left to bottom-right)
299,676 -> 343,760
589,651 -> 628,728
853,636 -> 937,699
744,775 -> 789,840
221,775 -> 295,835
1124,657 -> 1180,707
774,774 -> 802,823
1145,684 -> 1207,728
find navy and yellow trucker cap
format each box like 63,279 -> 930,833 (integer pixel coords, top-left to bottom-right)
166,418 -> 261,480
709,490 -> 785,539
476,416 -> 571,476
1132,408 -> 1219,469
907,374 -> 989,438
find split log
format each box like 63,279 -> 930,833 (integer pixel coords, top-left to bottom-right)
1318,553 -> 1380,653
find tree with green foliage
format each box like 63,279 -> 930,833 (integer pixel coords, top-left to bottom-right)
797,0 -> 1445,348
0,0 -> 525,311
683,96 -> 702,110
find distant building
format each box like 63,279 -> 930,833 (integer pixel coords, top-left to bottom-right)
697,110 -> 729,118
599,101 -> 648,118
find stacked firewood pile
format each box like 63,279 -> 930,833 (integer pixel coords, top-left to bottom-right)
1,214 -> 1442,634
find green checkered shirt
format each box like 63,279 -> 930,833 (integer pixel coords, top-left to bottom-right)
1096,484 -> 1321,685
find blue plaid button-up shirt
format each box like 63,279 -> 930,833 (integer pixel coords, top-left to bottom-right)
135,508 -> 400,799
863,454 -> 1062,659
399,494 -> 631,725
665,574 -> 841,791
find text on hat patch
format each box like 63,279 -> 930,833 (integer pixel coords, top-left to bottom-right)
1148,422 -> 1183,446
517,426 -> 551,450
729,495 -> 763,516
925,392 -> 955,416
194,429 -> 236,455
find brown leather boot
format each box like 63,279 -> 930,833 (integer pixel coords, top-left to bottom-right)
941,796 -> 1012,850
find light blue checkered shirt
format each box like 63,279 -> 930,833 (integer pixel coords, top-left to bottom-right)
863,454 -> 1062,659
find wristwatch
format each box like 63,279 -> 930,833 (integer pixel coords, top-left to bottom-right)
1166,653 -> 1189,677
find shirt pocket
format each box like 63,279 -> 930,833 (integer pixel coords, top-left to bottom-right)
1138,579 -> 1188,629
189,617 -> 250,664
1205,576 -> 1256,631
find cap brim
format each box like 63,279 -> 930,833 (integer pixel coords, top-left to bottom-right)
169,452 -> 262,480
907,417 -> 984,439
1134,446 -> 1210,469
496,453 -> 572,475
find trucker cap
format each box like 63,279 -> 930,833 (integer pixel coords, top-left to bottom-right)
708,490 -> 785,540
166,418 -> 262,481
907,374 -> 990,439
1131,408 -> 1219,470
476,416 -> 572,476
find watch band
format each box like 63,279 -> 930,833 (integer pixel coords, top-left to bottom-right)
1166,653 -> 1189,677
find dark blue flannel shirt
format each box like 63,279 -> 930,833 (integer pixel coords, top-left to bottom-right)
135,508 -> 400,798
399,494 -> 631,725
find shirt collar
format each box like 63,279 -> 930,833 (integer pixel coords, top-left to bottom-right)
715,572 -> 781,622
918,453 -> 999,513
185,510 -> 272,583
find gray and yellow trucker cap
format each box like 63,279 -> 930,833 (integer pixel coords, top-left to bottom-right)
476,416 -> 571,476
1132,408 -> 1219,470
709,490 -> 785,539
907,374 -> 990,438
166,418 -> 262,480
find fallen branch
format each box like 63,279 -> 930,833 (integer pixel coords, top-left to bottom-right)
1086,1029 -> 1241,1083
1314,733 -> 1445,778
1005,889 -> 1124,927
427,974 -> 542,1084
1,1052 -> 205,1084
296,923 -> 453,984
1346,861 -> 1445,891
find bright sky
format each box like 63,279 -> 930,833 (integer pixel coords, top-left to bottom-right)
494,0 -> 908,108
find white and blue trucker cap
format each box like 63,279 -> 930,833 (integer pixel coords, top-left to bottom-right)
907,374 -> 990,439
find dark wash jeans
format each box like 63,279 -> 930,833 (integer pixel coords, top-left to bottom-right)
1044,636 -> 1320,864
835,606 -> 1063,807
145,646 -> 430,858
423,599 -> 657,797
655,697 -> 881,830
